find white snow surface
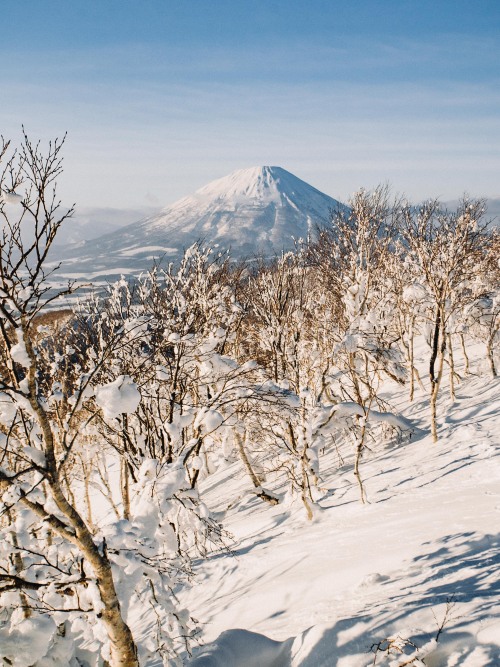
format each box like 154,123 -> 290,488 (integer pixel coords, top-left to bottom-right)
95,375 -> 141,420
0,190 -> 23,205
7,336 -> 498,666
10,339 -> 30,369
182,347 -> 500,666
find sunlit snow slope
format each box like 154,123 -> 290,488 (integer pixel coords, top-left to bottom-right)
183,342 -> 500,667
53,167 -> 344,280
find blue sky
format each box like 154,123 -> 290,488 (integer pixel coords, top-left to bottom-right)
2,0 -> 499,209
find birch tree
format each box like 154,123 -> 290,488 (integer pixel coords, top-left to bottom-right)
400,198 -> 491,441
0,132 -> 143,665
0,133 -> 200,666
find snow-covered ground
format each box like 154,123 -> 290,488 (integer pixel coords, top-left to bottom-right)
183,346 -> 500,666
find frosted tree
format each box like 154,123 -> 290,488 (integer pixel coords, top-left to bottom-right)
241,251 -> 331,518
75,245 -> 289,521
400,198 -> 491,441
458,229 -> 500,378
309,186 -> 406,502
385,241 -> 428,401
0,133 -> 202,666
0,133 -> 142,665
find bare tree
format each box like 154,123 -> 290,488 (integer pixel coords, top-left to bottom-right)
309,186 -> 406,502
0,133 -> 136,666
400,198 -> 491,441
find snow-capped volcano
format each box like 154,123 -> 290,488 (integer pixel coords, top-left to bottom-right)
193,165 -> 330,204
55,166 -> 344,280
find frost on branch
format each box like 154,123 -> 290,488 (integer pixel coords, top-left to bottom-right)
95,375 -> 141,420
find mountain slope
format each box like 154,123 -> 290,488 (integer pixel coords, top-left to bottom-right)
53,167 -> 344,280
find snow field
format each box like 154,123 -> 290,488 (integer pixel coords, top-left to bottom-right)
184,345 -> 500,666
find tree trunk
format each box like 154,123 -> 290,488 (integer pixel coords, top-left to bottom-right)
460,334 -> 470,375
487,335 -> 497,378
90,549 -> 139,667
120,458 -> 131,521
408,322 -> 425,401
354,420 -> 367,504
7,509 -> 32,619
184,434 -> 203,489
82,459 -> 95,531
236,431 -> 279,505
448,333 -> 456,402
300,454 -> 314,521
22,321 -> 139,667
429,306 -> 445,443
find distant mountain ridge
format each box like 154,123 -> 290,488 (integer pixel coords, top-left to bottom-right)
53,166 -> 345,280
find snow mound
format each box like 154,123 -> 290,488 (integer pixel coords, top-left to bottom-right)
188,629 -> 292,666
95,375 -> 141,419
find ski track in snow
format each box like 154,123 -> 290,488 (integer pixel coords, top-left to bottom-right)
183,345 -> 500,666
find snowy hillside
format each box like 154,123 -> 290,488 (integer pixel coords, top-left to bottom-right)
51,206 -> 161,246
2,142 -> 498,667
184,343 -> 500,667
52,167 -> 344,280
